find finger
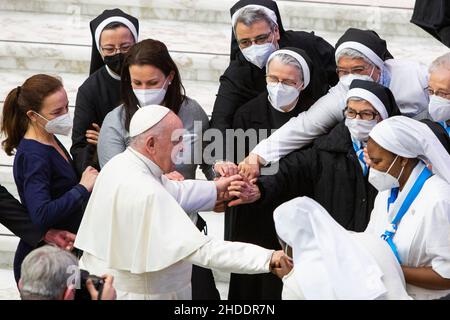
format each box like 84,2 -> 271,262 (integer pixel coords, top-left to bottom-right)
227,185 -> 243,192
92,123 -> 101,132
64,232 -> 76,242
250,178 -> 258,184
87,139 -> 98,145
229,180 -> 246,187
228,198 -> 243,207
228,191 -> 243,198
85,279 -> 98,299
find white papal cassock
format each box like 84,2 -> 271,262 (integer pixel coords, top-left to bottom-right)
75,147 -> 274,299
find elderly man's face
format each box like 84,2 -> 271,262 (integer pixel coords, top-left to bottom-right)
152,113 -> 184,173
235,20 -> 280,49
337,56 -> 381,82
428,67 -> 450,99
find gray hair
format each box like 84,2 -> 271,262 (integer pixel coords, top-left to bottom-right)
233,7 -> 277,34
336,48 -> 375,67
429,52 -> 450,74
269,53 -> 304,82
20,245 -> 78,300
129,121 -> 165,148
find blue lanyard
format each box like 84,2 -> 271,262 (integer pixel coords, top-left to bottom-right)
381,166 -> 432,264
352,141 -> 368,176
438,121 -> 450,136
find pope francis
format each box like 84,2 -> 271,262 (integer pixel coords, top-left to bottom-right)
75,105 -> 284,299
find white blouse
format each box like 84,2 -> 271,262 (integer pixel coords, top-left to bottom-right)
365,162 -> 450,299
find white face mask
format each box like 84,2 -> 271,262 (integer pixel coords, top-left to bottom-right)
267,82 -> 301,112
241,35 -> 277,69
34,112 -> 72,136
339,74 -> 374,88
133,78 -> 169,107
345,118 -> 378,142
429,95 -> 450,122
368,155 -> 405,192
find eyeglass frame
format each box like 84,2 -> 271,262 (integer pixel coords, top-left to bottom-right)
101,43 -> 133,55
237,31 -> 273,49
343,107 -> 380,121
336,64 -> 374,77
265,74 -> 303,89
426,86 -> 450,99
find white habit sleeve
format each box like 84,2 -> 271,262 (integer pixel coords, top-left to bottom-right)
162,178 -> 217,213
252,83 -> 347,164
184,239 -> 273,274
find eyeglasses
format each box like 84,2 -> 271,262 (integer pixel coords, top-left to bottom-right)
237,32 -> 272,48
101,44 -> 133,55
426,87 -> 450,99
336,65 -> 373,77
266,75 -> 302,88
343,107 -> 379,120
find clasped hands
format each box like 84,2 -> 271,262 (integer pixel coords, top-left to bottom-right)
213,161 -> 261,212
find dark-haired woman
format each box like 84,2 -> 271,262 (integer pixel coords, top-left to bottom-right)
71,9 -> 139,175
97,38 -> 219,299
1,74 -> 98,282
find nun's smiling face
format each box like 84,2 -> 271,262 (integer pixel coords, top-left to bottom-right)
235,20 -> 280,49
337,56 -> 381,82
100,26 -> 135,57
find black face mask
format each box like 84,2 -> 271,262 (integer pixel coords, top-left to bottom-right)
103,53 -> 125,76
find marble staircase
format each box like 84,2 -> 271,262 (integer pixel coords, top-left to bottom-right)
0,0 -> 448,299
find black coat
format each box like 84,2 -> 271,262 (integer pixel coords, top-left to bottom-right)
0,185 -> 44,247
258,121 -> 377,232
226,92 -> 307,300
210,31 -> 338,140
71,67 -> 121,175
411,0 -> 450,47
227,122 -> 378,299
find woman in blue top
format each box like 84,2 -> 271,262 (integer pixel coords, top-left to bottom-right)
1,74 -> 98,282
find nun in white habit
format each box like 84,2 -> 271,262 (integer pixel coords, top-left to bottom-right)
365,116 -> 450,299
273,197 -> 410,300
239,28 -> 430,177
75,105 -> 283,300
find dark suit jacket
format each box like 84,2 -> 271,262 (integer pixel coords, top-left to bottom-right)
0,184 -> 44,247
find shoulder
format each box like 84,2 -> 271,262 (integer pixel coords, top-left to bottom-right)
179,97 -> 208,121
14,140 -> 50,168
102,105 -> 125,126
421,175 -> 450,204
385,59 -> 427,77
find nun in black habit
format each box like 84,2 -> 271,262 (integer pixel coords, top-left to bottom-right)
209,0 -> 338,156
227,79 -> 401,300
411,0 -> 450,48
71,9 -> 139,175
225,47 -> 322,299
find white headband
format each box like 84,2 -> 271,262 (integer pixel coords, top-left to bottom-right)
94,16 -> 138,55
231,4 -> 278,33
335,41 -> 385,70
346,87 -> 389,120
266,49 -> 310,88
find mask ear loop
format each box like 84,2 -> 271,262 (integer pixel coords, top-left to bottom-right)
385,154 -> 399,176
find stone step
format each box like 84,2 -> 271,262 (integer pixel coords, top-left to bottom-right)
0,10 -> 230,82
0,0 -> 429,38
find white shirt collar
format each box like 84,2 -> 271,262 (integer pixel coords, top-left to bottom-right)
105,65 -> 121,81
127,147 -> 163,179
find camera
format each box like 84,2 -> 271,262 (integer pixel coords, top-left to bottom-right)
75,269 -> 104,300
